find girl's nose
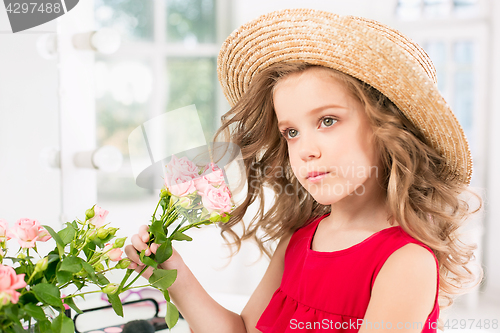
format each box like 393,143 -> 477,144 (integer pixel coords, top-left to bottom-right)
298,134 -> 321,161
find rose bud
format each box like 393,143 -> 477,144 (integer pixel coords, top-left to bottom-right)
101,283 -> 119,295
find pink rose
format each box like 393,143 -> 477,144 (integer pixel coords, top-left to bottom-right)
193,176 -> 211,193
88,206 -> 109,228
0,264 -> 26,306
0,219 -> 10,242
193,169 -> 225,193
103,243 -> 123,262
204,169 -> 225,187
166,176 -> 197,197
200,162 -> 220,175
201,184 -> 233,214
165,155 -> 200,184
7,218 -> 52,248
164,155 -> 202,197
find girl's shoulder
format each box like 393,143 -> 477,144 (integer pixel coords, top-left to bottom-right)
282,214 -> 328,250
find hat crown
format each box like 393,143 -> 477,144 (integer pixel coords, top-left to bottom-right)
345,15 -> 438,85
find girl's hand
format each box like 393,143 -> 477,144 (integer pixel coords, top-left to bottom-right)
125,224 -> 185,279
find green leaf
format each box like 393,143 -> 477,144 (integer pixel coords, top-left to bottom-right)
60,256 -> 82,273
81,261 -> 98,283
139,250 -> 158,269
51,311 -> 74,333
171,231 -> 192,241
38,319 -> 54,333
73,278 -> 84,290
47,253 -> 60,264
92,233 -> 114,248
4,256 -> 23,264
160,196 -> 169,211
18,291 -> 38,305
4,304 -> 19,322
83,242 -> 96,261
56,270 -> 72,285
165,300 -> 179,328
23,303 -> 46,320
32,283 -> 63,308
107,293 -> 123,317
163,289 -> 170,302
148,219 -> 167,243
43,225 -> 64,246
45,256 -> 60,283
14,265 -> 26,275
12,323 -> 28,333
155,239 -> 172,264
43,225 -> 65,257
148,268 -> 177,290
58,223 -> 76,245
63,296 -> 83,314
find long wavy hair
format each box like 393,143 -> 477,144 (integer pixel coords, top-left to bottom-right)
211,62 -> 483,328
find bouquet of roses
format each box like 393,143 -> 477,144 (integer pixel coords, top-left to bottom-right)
124,154 -> 235,329
0,154 -> 235,332
0,206 -> 131,333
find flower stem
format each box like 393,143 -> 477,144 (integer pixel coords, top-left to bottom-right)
64,289 -> 103,299
57,281 -> 72,290
177,219 -> 212,234
124,266 -> 149,290
89,246 -> 113,266
118,268 -> 133,292
74,238 -> 89,258
152,199 -> 161,222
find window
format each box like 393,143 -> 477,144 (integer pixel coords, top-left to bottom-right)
393,0 -> 490,302
94,0 -> 222,200
397,0 -> 480,19
423,40 -> 476,154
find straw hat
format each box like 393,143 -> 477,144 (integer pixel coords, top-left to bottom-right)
217,8 -> 472,186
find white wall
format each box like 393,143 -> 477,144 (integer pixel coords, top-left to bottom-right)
0,18 -> 61,230
231,0 -> 399,29
484,0 -> 500,300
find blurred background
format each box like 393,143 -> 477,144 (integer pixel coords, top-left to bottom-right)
0,0 -> 499,331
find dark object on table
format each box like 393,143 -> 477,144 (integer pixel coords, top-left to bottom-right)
73,298 -> 170,332
123,320 -> 155,333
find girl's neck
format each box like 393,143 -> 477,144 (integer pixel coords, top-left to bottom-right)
325,175 -> 395,232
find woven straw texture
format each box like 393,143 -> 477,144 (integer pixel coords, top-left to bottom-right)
217,8 -> 472,186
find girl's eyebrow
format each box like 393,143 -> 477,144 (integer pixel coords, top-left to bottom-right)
277,104 -> 347,127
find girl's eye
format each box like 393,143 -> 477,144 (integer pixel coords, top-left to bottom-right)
281,116 -> 337,140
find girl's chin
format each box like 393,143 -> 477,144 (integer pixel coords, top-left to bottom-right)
307,186 -> 357,205
309,193 -> 346,206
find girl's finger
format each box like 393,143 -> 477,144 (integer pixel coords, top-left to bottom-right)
145,248 -> 151,256
138,225 -> 149,242
130,234 -> 149,252
150,243 -> 160,254
124,244 -> 141,263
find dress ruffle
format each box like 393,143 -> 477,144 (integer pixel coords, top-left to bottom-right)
256,288 -> 361,333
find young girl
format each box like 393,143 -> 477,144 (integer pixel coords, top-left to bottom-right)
125,8 -> 483,333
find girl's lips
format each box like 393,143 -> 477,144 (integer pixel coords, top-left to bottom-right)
307,172 -> 329,182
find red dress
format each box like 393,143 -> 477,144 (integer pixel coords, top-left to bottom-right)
256,213 -> 440,332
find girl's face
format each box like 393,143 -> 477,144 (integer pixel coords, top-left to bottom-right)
274,67 -> 382,205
